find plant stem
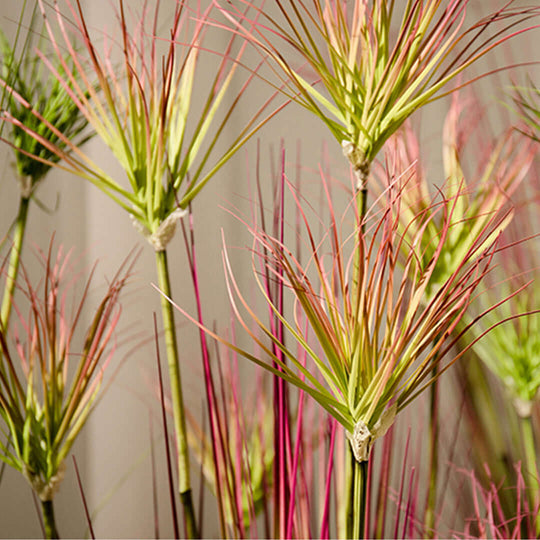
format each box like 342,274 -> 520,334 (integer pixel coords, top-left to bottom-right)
352,183 -> 368,295
345,446 -> 369,539
1,196 -> 29,330
345,171 -> 370,540
155,249 -> 199,539
520,415 -> 539,532
354,459 -> 369,539
340,443 -> 353,538
41,499 -> 59,539
374,426 -> 393,538
357,185 -> 368,227
424,366 -> 439,537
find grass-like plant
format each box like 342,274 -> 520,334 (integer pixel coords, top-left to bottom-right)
462,181 -> 540,528
177,201 -> 275,538
216,0 -> 538,190
380,98 -> 535,296
0,1 -> 284,535
373,97 -> 536,534
177,149 -> 343,538
187,362 -> 275,537
168,166 -> 511,538
0,6 -> 91,331
0,1 -> 537,537
0,240 -> 134,539
473,250 -> 540,417
455,464 -> 538,539
208,19 -> 539,527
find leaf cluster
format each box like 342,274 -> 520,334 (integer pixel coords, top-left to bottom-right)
218,0 -> 539,174
1,0 -> 282,240
377,97 -> 535,297
0,242 -> 134,497
172,172 -> 505,443
465,193 -> 540,410
0,24 -> 90,189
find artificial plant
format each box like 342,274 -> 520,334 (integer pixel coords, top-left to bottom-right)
0,241 -> 134,538
0,2 -> 91,331
0,1 -> 284,535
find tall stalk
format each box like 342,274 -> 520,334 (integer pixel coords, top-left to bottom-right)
181,211 -> 227,537
41,500 -> 59,539
0,195 -> 30,416
424,367 -> 439,537
345,166 -> 370,540
270,153 -> 291,538
520,415 -> 539,533
155,249 -> 198,539
345,447 -> 369,540
0,195 -> 29,329
424,336 -> 444,537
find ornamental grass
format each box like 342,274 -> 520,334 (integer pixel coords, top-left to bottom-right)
0,1 -> 538,538
0,240 -> 134,538
216,0 -> 538,184
0,1 -> 283,534
0,4 -> 91,331
167,162 -> 518,538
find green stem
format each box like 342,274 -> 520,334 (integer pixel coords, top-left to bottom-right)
344,444 -> 353,538
424,366 -> 439,537
1,196 -> 29,330
352,177 -> 368,311
155,249 -> 199,539
41,499 -> 60,539
341,442 -> 353,538
346,164 -> 370,540
520,415 -> 539,533
345,445 -> 369,539
357,185 -> 368,227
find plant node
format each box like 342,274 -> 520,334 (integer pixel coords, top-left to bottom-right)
347,403 -> 397,463
22,462 -> 66,502
130,208 -> 187,252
